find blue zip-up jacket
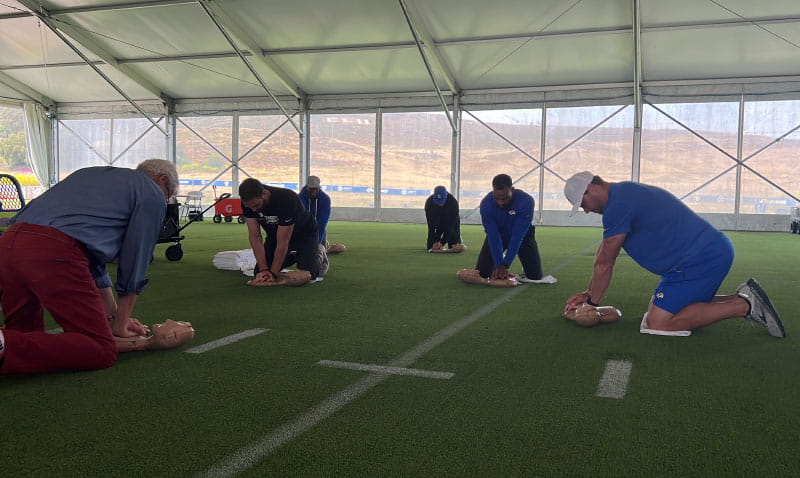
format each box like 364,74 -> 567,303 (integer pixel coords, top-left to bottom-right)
298,186 -> 331,244
479,188 -> 534,268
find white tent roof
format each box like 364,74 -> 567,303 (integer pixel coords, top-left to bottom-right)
2,0 -> 800,108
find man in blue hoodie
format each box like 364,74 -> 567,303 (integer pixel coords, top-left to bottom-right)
476,174 -> 556,284
298,175 -> 331,247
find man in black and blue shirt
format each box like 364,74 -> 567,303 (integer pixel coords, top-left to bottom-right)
239,178 -> 323,283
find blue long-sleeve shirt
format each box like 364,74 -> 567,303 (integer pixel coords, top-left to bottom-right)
298,186 -> 331,244
11,166 -> 166,296
479,188 -> 534,268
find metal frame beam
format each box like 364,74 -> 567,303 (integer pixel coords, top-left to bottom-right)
198,0 -> 302,100
398,0 -> 456,132
197,0 -> 302,135
16,0 -> 168,134
0,71 -> 54,108
13,1 -> 167,100
397,0 -> 459,95
631,0 -> 642,183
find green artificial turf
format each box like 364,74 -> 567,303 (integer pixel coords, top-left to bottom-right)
2,222 -> 799,477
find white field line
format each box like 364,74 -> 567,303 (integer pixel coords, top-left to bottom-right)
197,244 -> 597,478
317,360 -> 455,379
47,327 -> 63,334
595,359 -> 633,399
184,328 -> 268,354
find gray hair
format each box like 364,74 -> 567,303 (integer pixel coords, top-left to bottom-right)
137,159 -> 179,197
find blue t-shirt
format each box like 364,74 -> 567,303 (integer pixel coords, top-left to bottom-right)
603,182 -> 728,276
479,188 -> 534,268
12,166 -> 166,295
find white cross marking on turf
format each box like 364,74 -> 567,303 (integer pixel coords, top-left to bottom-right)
184,328 -> 268,354
595,359 -> 633,399
317,360 -> 454,379
197,243 -> 599,478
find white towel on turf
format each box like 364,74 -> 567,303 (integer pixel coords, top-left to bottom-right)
517,274 -> 558,284
213,249 -> 257,276
640,314 -> 691,337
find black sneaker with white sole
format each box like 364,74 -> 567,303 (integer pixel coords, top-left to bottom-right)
736,278 -> 786,338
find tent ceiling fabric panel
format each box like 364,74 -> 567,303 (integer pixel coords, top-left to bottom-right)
641,0 -> 800,24
441,34 -> 634,89
54,4 -> 237,59
3,64 -> 156,103
0,16 -> 99,66
275,49 -> 448,95
1,0 -> 800,108
230,0 -> 413,49
645,26 -> 800,82
413,0 -> 631,38
134,58 -> 285,99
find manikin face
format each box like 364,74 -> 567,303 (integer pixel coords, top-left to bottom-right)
493,186 -> 513,209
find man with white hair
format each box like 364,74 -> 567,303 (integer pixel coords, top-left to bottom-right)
0,159 -> 179,374
563,171 -> 785,338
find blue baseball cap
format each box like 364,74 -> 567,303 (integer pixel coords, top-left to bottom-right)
432,186 -> 447,205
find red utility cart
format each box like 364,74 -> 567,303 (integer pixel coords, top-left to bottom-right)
213,197 -> 245,223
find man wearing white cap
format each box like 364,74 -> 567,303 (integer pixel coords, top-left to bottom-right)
563,171 -> 785,338
298,175 -> 331,246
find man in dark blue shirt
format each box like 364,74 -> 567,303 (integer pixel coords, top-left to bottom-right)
0,159 -> 179,374
563,171 -> 785,337
476,174 -> 555,283
424,185 -> 462,251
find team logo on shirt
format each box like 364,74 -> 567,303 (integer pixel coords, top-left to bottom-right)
509,210 -> 516,215
656,292 -> 664,299
262,215 -> 279,224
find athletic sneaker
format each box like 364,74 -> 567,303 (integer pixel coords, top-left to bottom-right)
736,278 -> 786,338
318,243 -> 330,277
517,274 -> 558,284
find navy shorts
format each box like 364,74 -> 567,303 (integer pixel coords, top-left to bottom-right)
651,236 -> 734,314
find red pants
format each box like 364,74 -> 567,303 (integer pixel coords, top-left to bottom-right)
0,223 -> 117,374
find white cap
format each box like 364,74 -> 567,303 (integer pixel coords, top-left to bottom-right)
564,171 -> 594,216
306,175 -> 321,188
